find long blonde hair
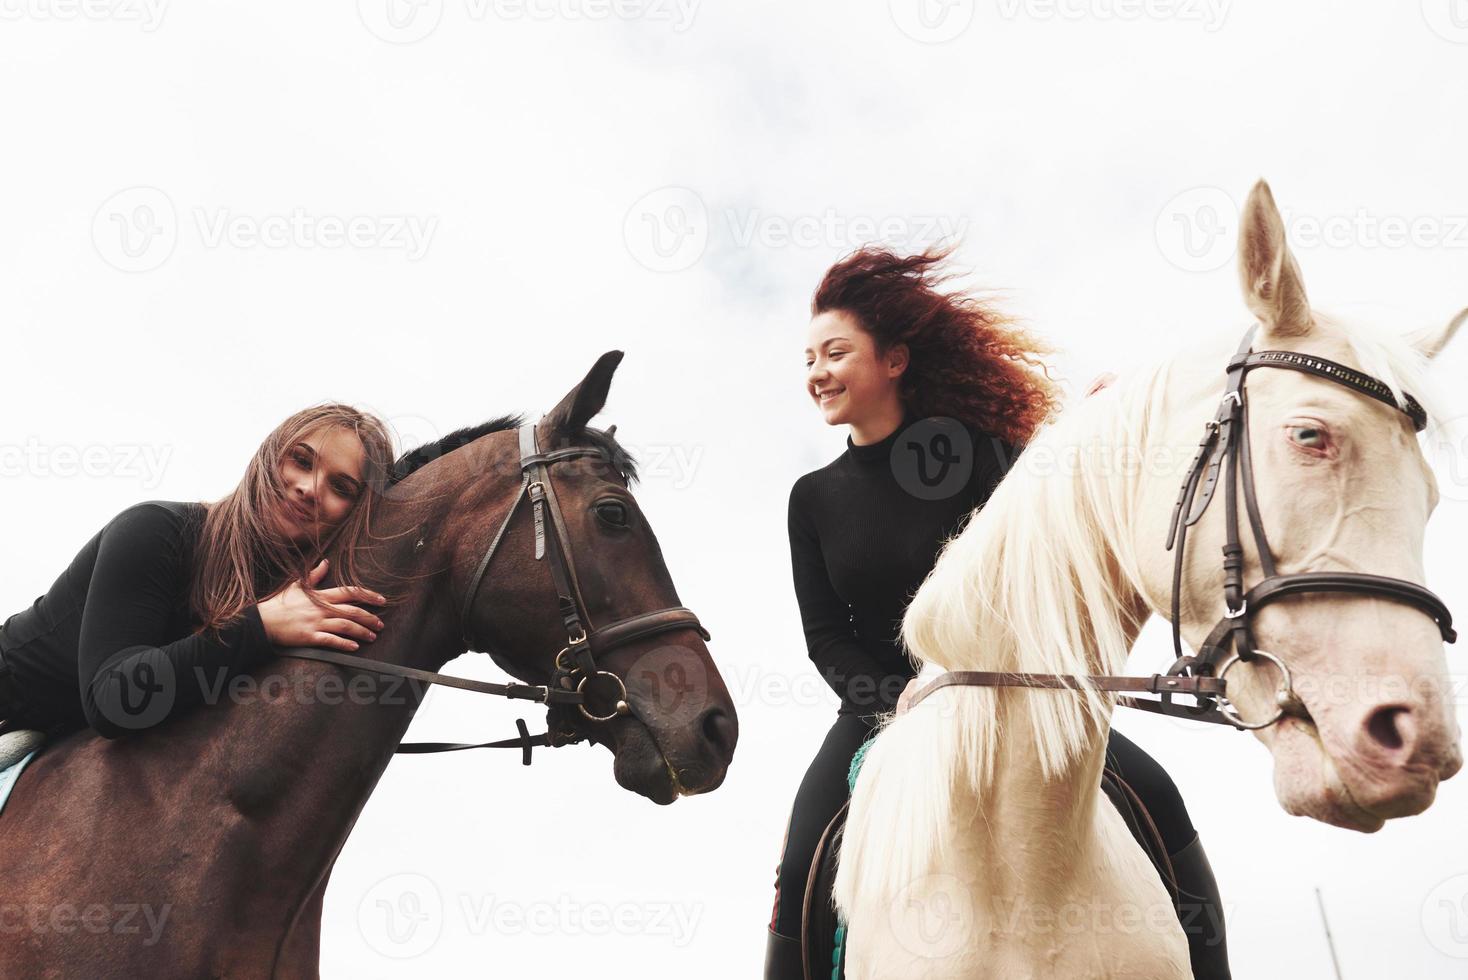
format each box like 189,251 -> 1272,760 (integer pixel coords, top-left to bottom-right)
188,403 -> 396,639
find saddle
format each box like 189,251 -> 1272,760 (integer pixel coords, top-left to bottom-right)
800,766 -> 1179,980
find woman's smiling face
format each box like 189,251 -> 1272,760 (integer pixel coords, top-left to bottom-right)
804,309 -> 905,426
274,426 -> 366,546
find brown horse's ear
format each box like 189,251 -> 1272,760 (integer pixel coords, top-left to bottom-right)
545,350 -> 624,434
1405,308 -> 1468,361
1238,179 -> 1313,339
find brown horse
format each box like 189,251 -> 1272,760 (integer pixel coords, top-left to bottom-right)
0,351 -> 738,978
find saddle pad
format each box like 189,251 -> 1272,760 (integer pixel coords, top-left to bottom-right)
0,746 -> 41,819
806,762 -> 1177,980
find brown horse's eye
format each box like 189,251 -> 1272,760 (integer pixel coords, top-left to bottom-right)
595,500 -> 629,528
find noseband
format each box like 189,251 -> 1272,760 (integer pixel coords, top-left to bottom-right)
282,421 -> 710,763
907,324 -> 1456,729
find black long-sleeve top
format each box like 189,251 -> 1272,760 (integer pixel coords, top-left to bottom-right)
0,500 -> 276,737
787,411 -> 1017,715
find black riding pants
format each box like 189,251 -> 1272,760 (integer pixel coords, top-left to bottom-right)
768,714 -> 1201,937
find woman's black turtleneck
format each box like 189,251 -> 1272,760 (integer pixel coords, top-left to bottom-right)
787,411 -> 1017,715
0,500 -> 275,737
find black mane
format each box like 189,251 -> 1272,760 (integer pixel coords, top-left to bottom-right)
389,413 -> 639,485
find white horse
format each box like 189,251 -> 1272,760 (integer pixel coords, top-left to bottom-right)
833,180 -> 1465,979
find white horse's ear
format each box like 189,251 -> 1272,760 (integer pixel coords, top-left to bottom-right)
1405,308 -> 1468,361
1237,179 -> 1313,338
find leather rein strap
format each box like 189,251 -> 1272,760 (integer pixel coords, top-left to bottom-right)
908,324 -> 1455,730
278,420 -> 710,765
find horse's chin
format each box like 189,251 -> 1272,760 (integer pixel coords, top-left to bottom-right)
590,717 -> 683,806
1266,714 -> 1441,833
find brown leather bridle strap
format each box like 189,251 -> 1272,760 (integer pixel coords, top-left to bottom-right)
277,646 -> 579,704
904,670 -> 1226,711
589,607 -> 710,649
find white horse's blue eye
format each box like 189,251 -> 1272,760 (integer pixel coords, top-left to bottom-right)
1290,425 -> 1325,448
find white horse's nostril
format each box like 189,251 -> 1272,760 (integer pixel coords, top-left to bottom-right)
1364,705 -> 1414,754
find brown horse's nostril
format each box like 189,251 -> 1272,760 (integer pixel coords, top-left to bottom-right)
701,707 -> 738,761
1365,705 -> 1415,754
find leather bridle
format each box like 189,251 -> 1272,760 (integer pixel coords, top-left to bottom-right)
907,324 -> 1457,729
281,421 -> 710,763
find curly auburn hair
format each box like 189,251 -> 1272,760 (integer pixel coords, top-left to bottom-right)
811,244 -> 1062,447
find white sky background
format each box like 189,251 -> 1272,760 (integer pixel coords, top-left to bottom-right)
2,1 -> 1467,976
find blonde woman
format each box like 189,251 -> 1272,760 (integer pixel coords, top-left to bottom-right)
0,404 -> 393,747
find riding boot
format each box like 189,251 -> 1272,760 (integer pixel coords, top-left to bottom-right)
764,927 -> 804,980
1170,833 -> 1232,980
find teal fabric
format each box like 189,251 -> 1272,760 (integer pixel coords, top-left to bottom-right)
847,735 -> 874,793
833,735 -> 876,978
0,745 -> 41,817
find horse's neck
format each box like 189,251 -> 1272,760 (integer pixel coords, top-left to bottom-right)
193,503 -> 464,893
953,697 -> 1113,901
